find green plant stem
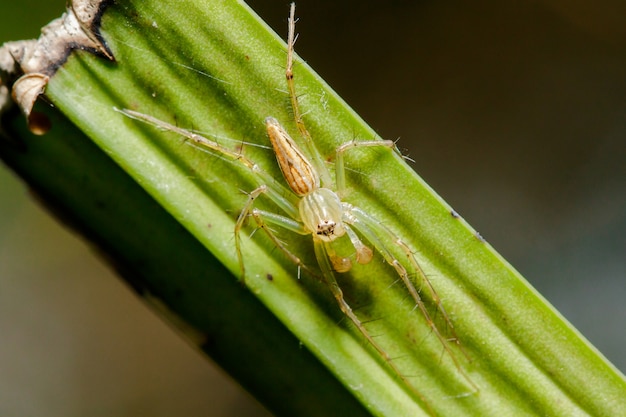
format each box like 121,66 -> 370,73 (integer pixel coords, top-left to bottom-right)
1,1 -> 625,416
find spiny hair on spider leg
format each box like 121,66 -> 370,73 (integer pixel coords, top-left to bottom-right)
247,226 -> 260,240
359,315 -> 387,326
271,234 -> 289,247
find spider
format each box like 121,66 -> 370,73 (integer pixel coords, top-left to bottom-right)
120,3 -> 473,410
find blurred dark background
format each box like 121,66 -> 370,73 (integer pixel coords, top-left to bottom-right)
1,1 -> 624,415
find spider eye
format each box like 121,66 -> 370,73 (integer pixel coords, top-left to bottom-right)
317,221 -> 335,237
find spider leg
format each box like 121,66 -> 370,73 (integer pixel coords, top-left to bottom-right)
285,3 -> 332,186
344,224 -> 373,266
250,208 -> 318,279
234,185 -> 267,284
346,205 -> 477,391
235,184 -> 316,282
334,139 -> 398,196
117,108 -> 300,219
313,238 -> 433,413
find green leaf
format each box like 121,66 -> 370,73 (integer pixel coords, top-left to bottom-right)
2,1 -> 625,416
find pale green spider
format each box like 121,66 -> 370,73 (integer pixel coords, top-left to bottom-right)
120,3 -> 474,410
